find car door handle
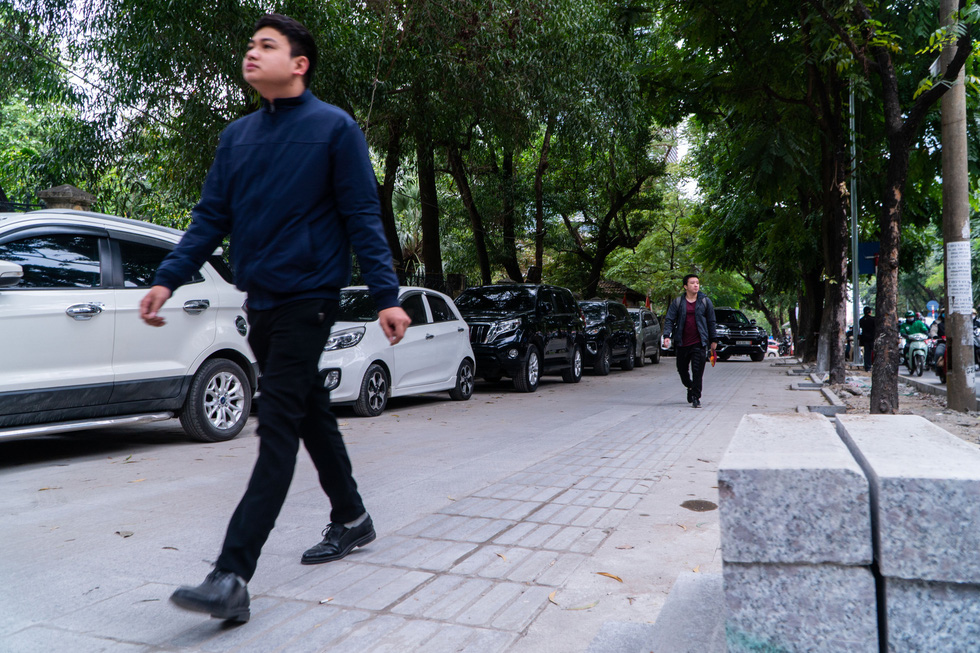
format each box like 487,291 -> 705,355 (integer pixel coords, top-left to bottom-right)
458,327 -> 465,333
183,299 -> 211,314
66,303 -> 105,320
426,333 -> 435,340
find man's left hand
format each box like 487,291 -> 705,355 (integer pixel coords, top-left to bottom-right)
379,306 -> 412,345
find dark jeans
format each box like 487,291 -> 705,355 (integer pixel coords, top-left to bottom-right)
675,344 -> 707,400
216,298 -> 366,581
862,344 -> 873,371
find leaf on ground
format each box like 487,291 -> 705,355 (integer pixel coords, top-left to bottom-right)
693,565 -> 700,573
129,479 -> 146,483
115,531 -> 134,538
567,600 -> 600,611
496,553 -> 508,562
548,590 -> 559,606
677,524 -> 687,531
338,422 -> 348,427
627,596 -> 636,605
596,572 -> 623,583
447,496 -> 456,501
162,546 -> 179,551
696,522 -> 708,528
615,544 -> 634,550
125,454 -> 133,461
38,487 -> 62,491
319,597 -> 333,604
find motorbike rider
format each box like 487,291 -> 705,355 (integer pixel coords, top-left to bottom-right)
899,310 -> 928,366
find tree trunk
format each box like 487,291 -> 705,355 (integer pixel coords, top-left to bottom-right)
799,268 -> 823,363
377,122 -> 405,280
447,145 -> 493,285
416,133 -> 444,291
500,150 -> 523,282
816,145 -> 851,383
529,119 -> 554,284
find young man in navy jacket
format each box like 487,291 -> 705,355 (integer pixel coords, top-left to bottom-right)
140,14 -> 411,622
662,274 -> 718,408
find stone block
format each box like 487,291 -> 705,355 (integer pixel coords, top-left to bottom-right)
724,562 -> 878,653
718,414 -> 872,564
885,577 -> 980,652
836,414 -> 980,583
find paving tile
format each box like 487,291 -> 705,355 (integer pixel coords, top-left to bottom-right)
423,577 -> 494,620
491,521 -> 537,546
496,523 -> 561,549
332,614 -> 408,650
452,546 -> 534,578
492,585 -> 555,631
542,525 -> 589,551
395,513 -> 451,537
594,509 -> 629,530
355,535 -> 428,567
569,527 -> 608,554
614,494 -> 643,510
364,619 -> 443,653
2,627 -> 147,653
504,550 -> 563,583
472,483 -> 522,500
458,628 -> 517,652
536,553 -> 588,587
391,538 -> 479,572
292,562 -> 378,603
198,599 -> 310,652
422,624 -> 494,653
390,574 -> 467,617
328,567 -> 433,611
455,582 -> 525,626
592,491 -> 626,509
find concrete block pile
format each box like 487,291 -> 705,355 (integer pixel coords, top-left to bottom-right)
720,413 -> 980,652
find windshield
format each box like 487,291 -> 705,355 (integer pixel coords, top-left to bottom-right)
715,309 -> 750,325
455,287 -> 536,313
338,289 -> 378,322
579,303 -> 606,325
630,312 -> 640,324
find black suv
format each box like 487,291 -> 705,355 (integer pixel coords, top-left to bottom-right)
454,284 -> 585,392
714,307 -> 768,361
578,301 -> 637,374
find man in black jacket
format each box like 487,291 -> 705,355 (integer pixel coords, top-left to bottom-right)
140,14 -> 411,623
662,274 -> 718,408
858,306 -> 875,371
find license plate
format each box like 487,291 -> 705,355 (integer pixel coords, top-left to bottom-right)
737,340 -> 751,345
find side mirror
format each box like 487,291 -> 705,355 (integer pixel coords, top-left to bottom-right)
750,319 -> 757,325
0,260 -> 23,288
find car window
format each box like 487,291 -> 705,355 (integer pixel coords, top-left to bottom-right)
401,293 -> 429,326
0,234 -> 102,288
554,289 -> 576,314
644,313 -> 656,328
426,294 -> 457,322
338,289 -> 378,322
118,240 -> 203,288
454,287 -> 536,312
537,288 -> 556,312
579,302 -> 605,325
716,309 -> 750,325
610,303 -> 629,320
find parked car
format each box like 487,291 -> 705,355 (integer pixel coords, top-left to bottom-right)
578,300 -> 637,374
318,286 -> 475,416
0,209 -> 257,443
628,307 -> 662,366
714,307 -> 769,361
454,284 -> 584,392
767,337 -> 779,358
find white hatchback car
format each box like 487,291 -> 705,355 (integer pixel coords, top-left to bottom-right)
0,210 -> 257,442
319,286 -> 476,416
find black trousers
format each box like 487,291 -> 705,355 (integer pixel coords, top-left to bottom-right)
675,344 -> 707,400
216,298 -> 366,581
862,344 -> 873,371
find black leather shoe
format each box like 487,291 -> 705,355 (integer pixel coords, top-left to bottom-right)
170,569 -> 250,622
692,398 -> 701,408
302,515 -> 376,565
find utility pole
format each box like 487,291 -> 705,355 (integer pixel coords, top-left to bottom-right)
850,85 -> 861,365
940,0 -> 975,411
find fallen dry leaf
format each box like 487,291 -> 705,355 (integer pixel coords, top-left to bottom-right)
162,546 -> 179,551
677,524 -> 687,531
596,572 -> 624,583
615,544 -> 634,550
627,596 -> 636,605
115,531 -> 134,538
548,591 -> 559,606
567,600 -> 600,611
38,487 -> 62,491
496,553 -> 508,562
447,496 -> 456,501
129,479 -> 146,483
693,565 -> 700,573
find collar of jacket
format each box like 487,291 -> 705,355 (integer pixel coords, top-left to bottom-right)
260,88 -> 311,114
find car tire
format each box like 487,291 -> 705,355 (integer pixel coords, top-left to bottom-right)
561,345 -> 583,383
514,347 -> 541,393
354,363 -> 389,417
449,359 -> 475,401
593,342 -> 611,376
179,358 -> 252,443
718,353 -> 731,362
750,351 -> 765,362
651,340 -> 661,364
620,340 -> 636,370
636,344 -> 646,367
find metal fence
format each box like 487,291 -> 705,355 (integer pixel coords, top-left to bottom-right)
0,201 -> 45,212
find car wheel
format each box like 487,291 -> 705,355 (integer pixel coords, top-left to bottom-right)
750,351 -> 765,362
651,340 -> 661,364
636,344 -> 646,367
449,359 -> 475,400
561,345 -> 583,383
514,347 -> 541,393
354,363 -> 389,417
620,340 -> 636,370
718,353 -> 731,362
593,342 -> 611,376
179,358 -> 252,443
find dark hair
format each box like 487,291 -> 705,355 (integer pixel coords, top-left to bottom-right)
254,14 -> 317,88
863,306 -> 871,314
683,274 -> 700,286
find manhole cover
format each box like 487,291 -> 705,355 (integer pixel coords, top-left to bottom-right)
681,499 -> 717,512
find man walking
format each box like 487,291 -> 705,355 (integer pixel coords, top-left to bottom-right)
662,274 -> 718,408
139,14 -> 411,623
858,306 -> 875,371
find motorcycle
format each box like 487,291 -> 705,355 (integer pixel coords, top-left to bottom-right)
935,335 -> 947,384
906,332 -> 928,377
777,335 -> 793,357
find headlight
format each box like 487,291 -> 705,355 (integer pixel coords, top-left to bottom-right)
716,325 -> 730,336
487,318 -> 522,342
586,326 -> 601,336
324,326 -> 366,351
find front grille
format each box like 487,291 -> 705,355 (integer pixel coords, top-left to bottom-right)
468,324 -> 490,344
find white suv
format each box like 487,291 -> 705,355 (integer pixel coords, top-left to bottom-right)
0,210 -> 257,442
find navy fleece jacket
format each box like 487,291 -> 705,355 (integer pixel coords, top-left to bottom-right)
153,90 -> 399,311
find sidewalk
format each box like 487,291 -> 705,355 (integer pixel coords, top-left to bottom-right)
2,360 -> 807,652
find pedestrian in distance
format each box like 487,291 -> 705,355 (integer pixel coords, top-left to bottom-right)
661,274 -> 718,408
858,306 -> 875,372
139,14 -> 412,624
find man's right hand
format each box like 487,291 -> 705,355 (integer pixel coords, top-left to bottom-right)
140,285 -> 173,327
663,337 -> 670,350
